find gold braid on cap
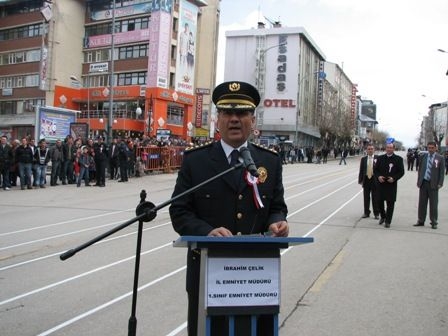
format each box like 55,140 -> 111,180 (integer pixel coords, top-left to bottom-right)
216,99 -> 256,109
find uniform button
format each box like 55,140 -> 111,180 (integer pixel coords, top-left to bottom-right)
238,194 -> 243,200
236,213 -> 243,219
205,194 -> 210,198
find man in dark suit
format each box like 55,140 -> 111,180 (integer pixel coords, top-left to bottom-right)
414,141 -> 445,229
108,137 -> 119,179
373,143 -> 405,228
0,135 -> 13,190
169,81 -> 289,336
93,136 -> 108,187
358,144 -> 379,219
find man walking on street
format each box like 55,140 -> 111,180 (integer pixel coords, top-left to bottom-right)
358,144 -> 379,219
414,141 -> 445,229
374,142 -> 404,228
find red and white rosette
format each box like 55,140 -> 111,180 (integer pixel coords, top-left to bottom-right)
244,171 -> 264,209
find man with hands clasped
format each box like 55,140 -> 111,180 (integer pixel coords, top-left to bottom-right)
374,143 -> 404,228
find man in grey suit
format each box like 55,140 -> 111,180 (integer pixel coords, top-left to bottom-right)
414,141 -> 445,229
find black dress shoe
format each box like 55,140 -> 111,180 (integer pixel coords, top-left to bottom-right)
374,215 -> 379,220
431,223 -> 438,229
413,222 -> 424,227
385,222 -> 390,228
361,214 -> 369,218
379,218 -> 385,225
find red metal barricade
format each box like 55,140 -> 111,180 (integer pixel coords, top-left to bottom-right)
136,146 -> 186,173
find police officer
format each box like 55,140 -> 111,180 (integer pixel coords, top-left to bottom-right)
169,81 -> 289,336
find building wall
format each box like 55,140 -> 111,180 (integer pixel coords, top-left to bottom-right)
0,0 -> 219,142
49,0 -> 86,105
224,26 -> 325,145
193,0 -> 220,137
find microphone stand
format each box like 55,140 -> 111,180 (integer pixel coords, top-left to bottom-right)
59,162 -> 244,336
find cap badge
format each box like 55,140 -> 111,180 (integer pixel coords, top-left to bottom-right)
229,82 -> 241,92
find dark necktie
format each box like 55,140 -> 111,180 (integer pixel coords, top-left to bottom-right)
230,149 -> 240,166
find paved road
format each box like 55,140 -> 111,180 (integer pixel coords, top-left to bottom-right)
1,152 -> 447,336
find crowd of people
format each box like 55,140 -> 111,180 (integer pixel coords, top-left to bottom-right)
0,134 -> 191,191
277,145 -> 361,165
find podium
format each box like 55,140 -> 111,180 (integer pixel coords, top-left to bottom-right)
173,236 -> 314,336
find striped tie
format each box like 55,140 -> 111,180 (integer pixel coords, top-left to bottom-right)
424,154 -> 433,181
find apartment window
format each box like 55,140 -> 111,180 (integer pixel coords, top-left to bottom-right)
0,23 -> 42,41
95,50 -> 102,62
167,104 -> 184,125
0,101 -> 15,115
15,77 -> 24,88
118,44 -> 147,59
25,75 -> 39,87
117,72 -> 147,86
86,52 -> 93,63
26,49 -> 41,62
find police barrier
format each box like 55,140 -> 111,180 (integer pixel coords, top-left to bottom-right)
136,146 -> 185,173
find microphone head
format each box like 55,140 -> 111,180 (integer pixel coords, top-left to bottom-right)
239,147 -> 259,177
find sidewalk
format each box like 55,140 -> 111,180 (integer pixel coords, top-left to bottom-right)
280,165 -> 448,336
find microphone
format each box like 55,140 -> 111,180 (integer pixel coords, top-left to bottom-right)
239,147 -> 259,177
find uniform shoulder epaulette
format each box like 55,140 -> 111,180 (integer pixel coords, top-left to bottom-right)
185,141 -> 214,152
250,142 -> 278,154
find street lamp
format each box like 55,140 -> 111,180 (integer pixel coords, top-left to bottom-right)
107,0 -> 117,145
437,49 -> 448,75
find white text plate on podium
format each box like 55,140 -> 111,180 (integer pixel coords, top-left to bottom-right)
206,257 -> 280,307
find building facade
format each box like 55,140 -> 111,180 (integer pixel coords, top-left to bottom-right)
0,0 -> 219,142
224,24 -> 326,146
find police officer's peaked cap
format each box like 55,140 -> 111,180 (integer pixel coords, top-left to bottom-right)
212,81 -> 260,111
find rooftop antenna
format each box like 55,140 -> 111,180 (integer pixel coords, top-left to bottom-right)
264,16 -> 281,28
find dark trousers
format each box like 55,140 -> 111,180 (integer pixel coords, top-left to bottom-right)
95,160 -> 106,186
1,163 -> 11,188
119,160 -> 128,181
363,178 -> 379,216
62,160 -> 74,183
51,160 -> 61,185
378,199 -> 395,224
418,180 -> 439,224
109,158 -> 118,179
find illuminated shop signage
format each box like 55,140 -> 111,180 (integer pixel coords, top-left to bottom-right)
263,99 -> 296,108
277,35 -> 288,92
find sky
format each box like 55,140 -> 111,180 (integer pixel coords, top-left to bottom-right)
216,0 -> 448,147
